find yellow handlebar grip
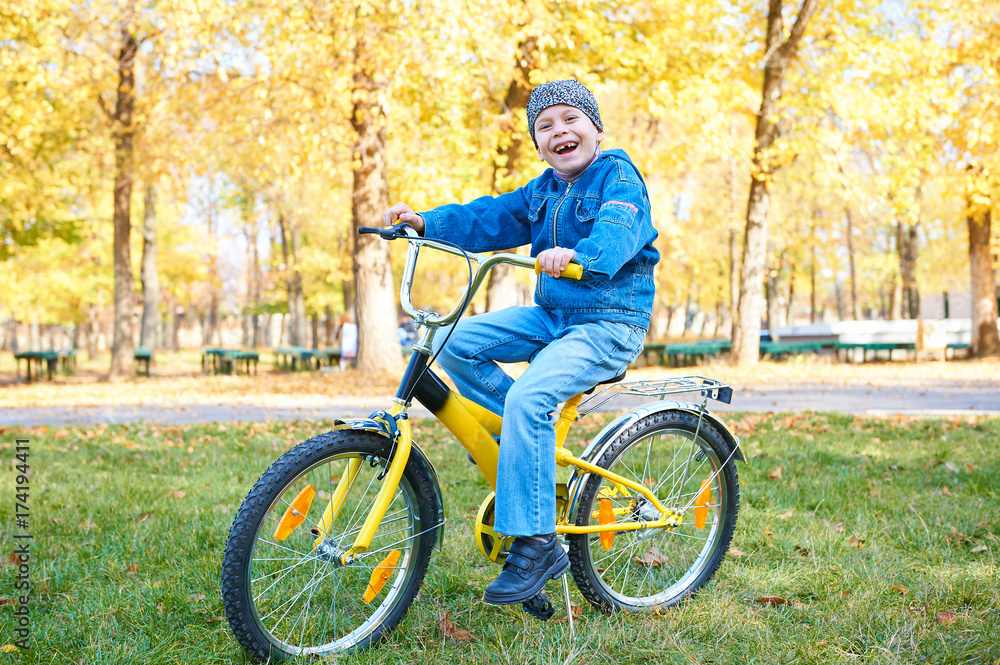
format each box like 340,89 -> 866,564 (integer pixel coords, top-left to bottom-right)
534,260 -> 583,280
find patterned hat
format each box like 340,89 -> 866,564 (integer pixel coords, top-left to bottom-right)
527,80 -> 603,148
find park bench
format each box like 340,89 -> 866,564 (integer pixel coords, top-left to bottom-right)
275,346 -> 336,371
836,341 -> 916,362
203,348 -> 260,375
664,340 -> 732,366
135,347 -> 153,376
14,350 -> 59,383
759,340 -> 830,358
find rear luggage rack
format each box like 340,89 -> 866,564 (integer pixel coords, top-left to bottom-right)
577,375 -> 733,417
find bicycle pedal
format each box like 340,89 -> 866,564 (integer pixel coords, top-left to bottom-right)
522,592 -> 555,621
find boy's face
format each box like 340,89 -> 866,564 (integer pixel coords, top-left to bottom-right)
534,104 -> 605,172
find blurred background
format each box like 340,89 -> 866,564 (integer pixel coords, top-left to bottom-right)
2,0 -> 998,380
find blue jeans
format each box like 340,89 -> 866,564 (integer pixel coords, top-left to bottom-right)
435,306 -> 647,537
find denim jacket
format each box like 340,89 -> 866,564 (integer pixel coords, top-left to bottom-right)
422,149 -> 659,329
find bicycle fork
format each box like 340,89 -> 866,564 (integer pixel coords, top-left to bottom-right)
310,403 -> 414,566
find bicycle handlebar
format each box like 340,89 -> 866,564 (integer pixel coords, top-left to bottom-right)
359,224 -> 582,327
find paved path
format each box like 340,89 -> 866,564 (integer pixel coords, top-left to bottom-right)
2,380 -> 997,426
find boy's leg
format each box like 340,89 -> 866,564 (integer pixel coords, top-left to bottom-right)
493,319 -> 647,538
483,318 -> 647,604
435,306 -> 559,416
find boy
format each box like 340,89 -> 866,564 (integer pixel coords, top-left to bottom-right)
383,80 -> 659,605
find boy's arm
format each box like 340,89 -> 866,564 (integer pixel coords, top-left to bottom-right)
420,188 -> 533,252
570,166 -> 656,280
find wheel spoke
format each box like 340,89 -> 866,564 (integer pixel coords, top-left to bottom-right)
571,417 -> 737,609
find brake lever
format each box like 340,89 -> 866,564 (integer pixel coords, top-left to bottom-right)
357,222 -> 413,240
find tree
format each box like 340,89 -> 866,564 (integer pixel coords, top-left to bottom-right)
139,183 -> 159,350
732,0 -> 819,365
966,174 -> 1000,356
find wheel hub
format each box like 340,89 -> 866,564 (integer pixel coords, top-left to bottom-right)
315,539 -> 350,566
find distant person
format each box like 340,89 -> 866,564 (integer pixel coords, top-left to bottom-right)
338,313 -> 357,370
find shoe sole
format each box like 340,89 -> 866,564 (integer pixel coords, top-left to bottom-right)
482,552 -> 570,606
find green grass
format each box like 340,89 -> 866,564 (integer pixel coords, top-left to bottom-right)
1,413 -> 998,664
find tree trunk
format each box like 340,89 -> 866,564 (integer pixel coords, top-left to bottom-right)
108,22 -> 138,380
140,183 -> 160,355
967,189 -> 1000,356
350,25 -> 401,374
732,0 -> 818,365
766,264 -> 781,340
897,220 -> 919,319
786,269 -> 796,326
276,212 -> 307,346
485,36 -> 538,312
728,153 -> 740,340
810,233 -> 817,324
290,220 -> 307,346
845,206 -> 861,320
325,305 -> 334,347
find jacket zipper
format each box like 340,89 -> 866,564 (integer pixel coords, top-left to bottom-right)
541,181 -> 572,304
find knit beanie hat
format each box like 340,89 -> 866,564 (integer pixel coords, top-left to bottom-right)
527,80 -> 603,149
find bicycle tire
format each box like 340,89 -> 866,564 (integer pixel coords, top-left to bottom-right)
568,409 -> 739,611
222,430 -> 437,661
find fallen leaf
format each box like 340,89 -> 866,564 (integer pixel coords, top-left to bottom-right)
0,597 -> 15,606
971,545 -> 988,553
728,547 -> 747,557
793,545 -> 811,557
936,612 -> 957,626
156,603 -> 164,616
1,645 -> 18,653
848,536 -> 865,549
172,491 -> 186,499
791,600 -> 804,609
205,616 -> 226,624
815,641 -> 828,647
945,462 -> 959,473
755,596 -> 787,605
767,466 -> 783,480
79,520 -> 97,530
633,548 -> 668,567
3,552 -> 20,567
552,602 -> 583,623
126,564 -> 140,573
779,509 -> 796,520
439,610 -> 474,643
188,593 -> 206,601
890,584 -> 908,594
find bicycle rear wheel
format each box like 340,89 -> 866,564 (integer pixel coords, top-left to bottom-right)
568,410 -> 739,611
222,430 -> 437,661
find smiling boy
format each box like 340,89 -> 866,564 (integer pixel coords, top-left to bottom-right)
383,79 -> 659,606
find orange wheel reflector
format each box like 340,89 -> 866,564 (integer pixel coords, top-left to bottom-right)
694,479 -> 711,529
273,485 -> 316,541
363,549 -> 401,604
599,498 -> 615,550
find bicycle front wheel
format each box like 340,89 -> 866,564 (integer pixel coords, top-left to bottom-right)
568,409 -> 739,611
221,430 -> 437,661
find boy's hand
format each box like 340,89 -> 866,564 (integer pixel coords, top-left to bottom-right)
537,247 -> 576,278
383,202 -> 425,234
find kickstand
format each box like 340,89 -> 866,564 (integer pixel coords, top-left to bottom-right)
560,573 -> 574,638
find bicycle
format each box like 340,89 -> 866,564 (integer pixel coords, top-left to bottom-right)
221,223 -> 747,662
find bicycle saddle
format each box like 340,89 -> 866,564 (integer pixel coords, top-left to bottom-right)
583,370 -> 627,395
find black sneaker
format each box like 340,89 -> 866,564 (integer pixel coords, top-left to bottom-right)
483,534 -> 569,605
